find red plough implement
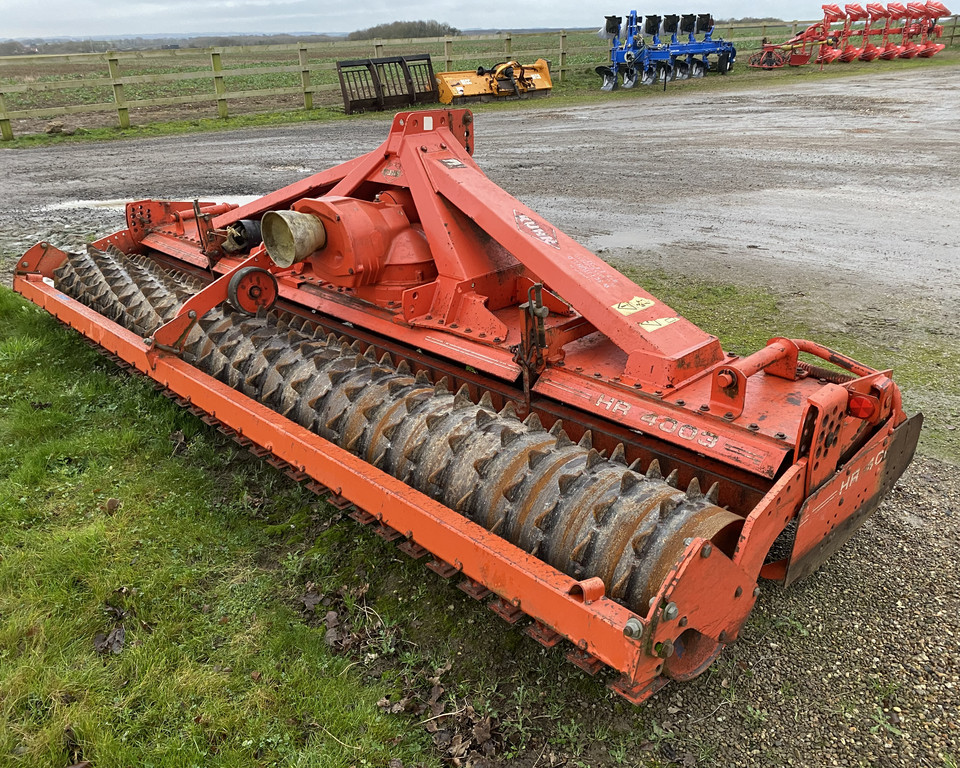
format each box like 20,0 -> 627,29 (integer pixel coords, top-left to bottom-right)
748,1 -> 950,69
13,111 -> 921,703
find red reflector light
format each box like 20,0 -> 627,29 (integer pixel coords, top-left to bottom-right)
847,395 -> 877,419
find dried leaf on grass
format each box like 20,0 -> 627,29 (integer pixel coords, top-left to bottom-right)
169,429 -> 187,455
324,609 -> 341,646
471,717 -> 492,745
63,725 -> 86,765
300,587 -> 323,613
299,582 -> 392,658
387,680 -> 502,766
102,602 -> 127,621
298,584 -> 500,764
93,626 -> 125,655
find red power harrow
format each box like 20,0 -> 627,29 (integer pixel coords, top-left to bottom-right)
749,1 -> 950,69
13,110 -> 921,704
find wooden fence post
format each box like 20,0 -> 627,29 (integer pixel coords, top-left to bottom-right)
558,30 -> 567,82
107,54 -> 130,129
210,50 -> 228,119
0,90 -> 13,141
949,14 -> 958,45
792,21 -> 799,36
374,38 -> 384,57
504,33 -> 512,57
444,38 -> 453,71
298,45 -> 313,110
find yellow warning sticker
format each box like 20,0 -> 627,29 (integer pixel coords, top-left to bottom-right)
638,316 -> 680,332
611,296 -> 654,315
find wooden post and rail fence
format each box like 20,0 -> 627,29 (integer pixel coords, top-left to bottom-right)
1,16 -> 957,141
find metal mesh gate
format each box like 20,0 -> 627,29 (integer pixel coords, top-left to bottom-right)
336,55 -> 439,114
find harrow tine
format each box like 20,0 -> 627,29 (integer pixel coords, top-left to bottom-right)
525,621 -> 563,648
566,647 -> 605,676
427,559 -> 460,579
327,494 -> 352,509
375,523 -> 404,542
349,508 -> 377,524
489,596 -> 525,624
459,578 -> 493,600
305,480 -> 328,495
609,675 -> 664,705
398,539 -> 430,559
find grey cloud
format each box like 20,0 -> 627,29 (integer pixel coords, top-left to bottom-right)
3,1 -> 827,38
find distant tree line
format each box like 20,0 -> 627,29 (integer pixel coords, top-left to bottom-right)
714,17 -> 786,23
0,41 -> 38,55
0,33 -> 340,55
184,33 -> 340,47
347,20 -> 460,40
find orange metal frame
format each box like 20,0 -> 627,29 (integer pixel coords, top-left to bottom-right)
12,108 -> 921,702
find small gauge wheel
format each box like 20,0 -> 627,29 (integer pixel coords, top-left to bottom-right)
227,266 -> 278,316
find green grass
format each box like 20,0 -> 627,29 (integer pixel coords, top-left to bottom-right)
1,106 -> 355,146
0,287 -> 666,765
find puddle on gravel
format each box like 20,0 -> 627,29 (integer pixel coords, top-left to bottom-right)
42,199 -> 130,211
42,195 -> 264,212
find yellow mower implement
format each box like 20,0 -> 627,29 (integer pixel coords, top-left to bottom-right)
437,59 -> 553,104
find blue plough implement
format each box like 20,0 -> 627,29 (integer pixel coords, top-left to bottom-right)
596,12 -> 737,89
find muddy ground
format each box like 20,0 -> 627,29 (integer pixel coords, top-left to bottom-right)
1,66 -> 958,766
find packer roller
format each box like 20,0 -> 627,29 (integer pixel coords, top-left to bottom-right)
13,109 -> 921,703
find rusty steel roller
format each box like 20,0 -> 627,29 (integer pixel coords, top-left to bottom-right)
54,244 -> 741,613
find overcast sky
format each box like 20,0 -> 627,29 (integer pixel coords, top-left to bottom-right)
3,1 -> 833,39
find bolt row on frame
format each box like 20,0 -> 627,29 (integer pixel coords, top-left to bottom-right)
596,11 -> 737,89
750,1 -> 951,69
